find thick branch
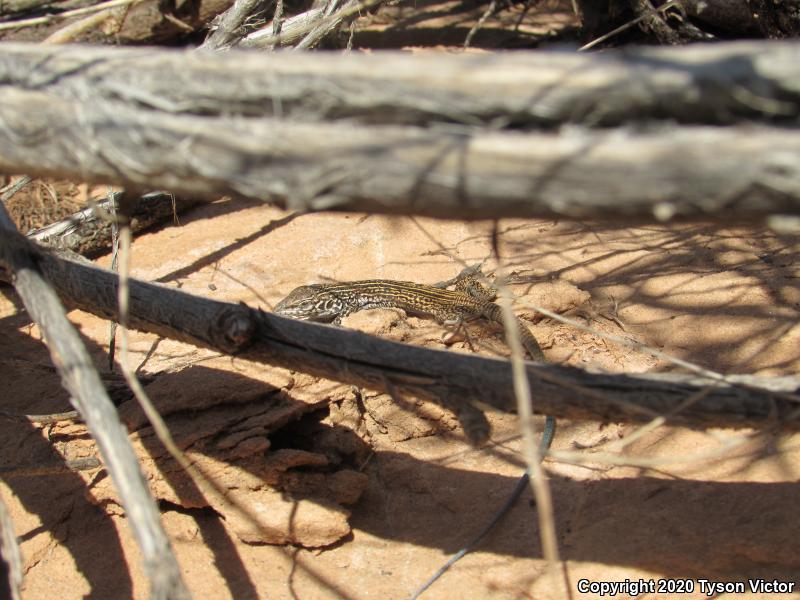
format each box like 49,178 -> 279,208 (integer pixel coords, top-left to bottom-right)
3,41 -> 800,126
1,42 -> 800,220
0,220 -> 189,600
9,250 -> 800,432
1,94 -> 800,221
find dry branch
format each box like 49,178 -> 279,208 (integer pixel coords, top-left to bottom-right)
5,249 -> 799,432
4,41 -> 800,126
0,218 -> 189,599
1,41 -> 800,221
28,192 -> 201,255
201,0 -> 272,50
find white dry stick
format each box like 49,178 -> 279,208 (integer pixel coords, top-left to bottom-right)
496,277 -> 567,598
242,0 -> 383,47
114,224 -> 272,538
0,176 -> 32,200
115,225 -> 198,481
551,430 -> 761,470
42,9 -> 117,44
521,301 -> 800,403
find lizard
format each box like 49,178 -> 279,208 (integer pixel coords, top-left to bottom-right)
274,276 -> 547,360
275,271 -> 556,597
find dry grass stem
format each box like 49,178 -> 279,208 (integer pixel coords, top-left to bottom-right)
496,276 -> 567,598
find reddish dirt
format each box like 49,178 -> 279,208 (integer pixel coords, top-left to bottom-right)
1,194 -> 799,599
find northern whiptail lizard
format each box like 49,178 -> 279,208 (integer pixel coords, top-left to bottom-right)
276,271 -> 556,598
274,276 -> 546,359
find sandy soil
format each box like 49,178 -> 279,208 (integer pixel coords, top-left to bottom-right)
1,197 -> 799,599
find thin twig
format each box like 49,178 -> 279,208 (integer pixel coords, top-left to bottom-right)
42,8 -> 116,43
114,221 -> 281,548
551,429 -> 761,469
0,176 -> 32,203
604,383 -> 719,453
294,0 -> 349,49
201,0 -> 273,50
108,188 -> 119,371
0,408 -> 81,423
464,0 -> 497,48
497,277 -> 567,598
4,250 -> 797,429
242,0 -> 383,47
578,0 -> 679,51
272,0 -> 284,37
521,300 -> 800,403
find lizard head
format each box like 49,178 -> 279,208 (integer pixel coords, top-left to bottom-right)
274,285 -> 344,323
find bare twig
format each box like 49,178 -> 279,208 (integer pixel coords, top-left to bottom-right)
496,277 -> 565,597
113,219 -> 293,547
0,176 -> 32,204
578,0 -> 681,51
241,0 -> 383,47
521,301 -> 767,389
241,5 -> 324,46
0,409 -> 81,423
272,0 -> 283,36
108,188 -> 120,371
201,0 -> 273,50
42,8 -> 117,43
464,0 -> 497,48
294,0 -> 352,49
27,191 -> 199,256
551,430 -> 760,469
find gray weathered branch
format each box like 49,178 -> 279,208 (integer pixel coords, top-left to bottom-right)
201,0 -> 272,50
1,42 -> 800,220
0,218 -> 189,599
7,249 -> 799,432
4,41 -> 800,127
